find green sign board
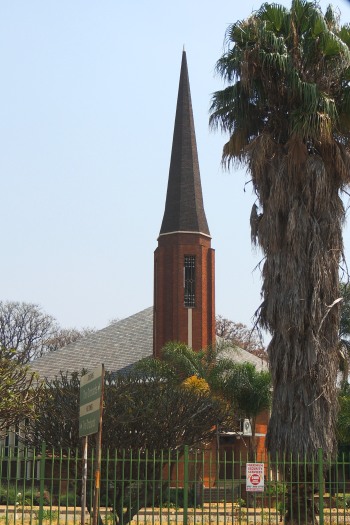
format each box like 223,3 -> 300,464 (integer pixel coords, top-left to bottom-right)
79,365 -> 103,437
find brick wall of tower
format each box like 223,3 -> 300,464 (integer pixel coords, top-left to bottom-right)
153,232 -> 215,358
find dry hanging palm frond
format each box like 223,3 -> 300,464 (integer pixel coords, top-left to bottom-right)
222,130 -> 248,167
286,135 -> 308,176
250,204 -> 261,246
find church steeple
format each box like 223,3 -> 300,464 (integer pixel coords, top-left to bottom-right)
153,51 -> 215,358
160,51 -> 210,236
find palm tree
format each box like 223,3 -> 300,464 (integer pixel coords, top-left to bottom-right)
160,341 -> 233,394
223,362 -> 271,458
210,2 -> 350,521
158,342 -> 271,447
210,0 -> 350,460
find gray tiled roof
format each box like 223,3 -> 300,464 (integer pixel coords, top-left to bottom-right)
217,340 -> 267,372
31,306 -> 267,380
31,307 -> 153,380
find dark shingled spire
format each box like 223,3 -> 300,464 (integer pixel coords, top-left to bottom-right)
159,51 -> 210,236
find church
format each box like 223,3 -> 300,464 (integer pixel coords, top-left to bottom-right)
31,51 -> 268,475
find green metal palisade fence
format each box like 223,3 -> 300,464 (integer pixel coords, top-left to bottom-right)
0,444 -> 349,525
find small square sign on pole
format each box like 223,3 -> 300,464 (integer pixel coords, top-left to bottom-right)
246,463 -> 264,492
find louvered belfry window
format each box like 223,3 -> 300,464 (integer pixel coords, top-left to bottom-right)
184,255 -> 196,307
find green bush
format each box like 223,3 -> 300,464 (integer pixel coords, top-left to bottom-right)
0,484 -> 52,506
254,481 -> 287,511
33,509 -> 58,521
58,490 -> 77,507
264,481 -> 286,498
0,484 -> 35,505
335,494 -> 350,508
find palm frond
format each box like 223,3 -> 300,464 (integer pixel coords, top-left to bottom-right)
257,3 -> 289,33
259,49 -> 288,73
338,25 -> 350,48
324,4 -> 340,32
309,6 -> 327,37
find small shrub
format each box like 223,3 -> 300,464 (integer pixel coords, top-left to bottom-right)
58,490 -> 77,507
334,494 -> 350,508
264,481 -> 286,497
34,489 -> 53,506
0,485 -> 36,506
0,485 -> 17,505
233,502 -> 246,517
33,509 -> 59,521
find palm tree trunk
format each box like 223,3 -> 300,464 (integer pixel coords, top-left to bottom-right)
284,466 -> 318,525
250,141 -> 342,461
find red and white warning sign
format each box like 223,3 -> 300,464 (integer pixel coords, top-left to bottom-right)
246,463 -> 264,492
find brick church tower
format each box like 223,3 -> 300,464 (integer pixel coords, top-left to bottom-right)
153,51 -> 215,358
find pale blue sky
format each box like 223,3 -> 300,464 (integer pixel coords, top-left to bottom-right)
1,0 -> 349,332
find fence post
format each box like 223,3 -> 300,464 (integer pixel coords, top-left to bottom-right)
318,449 -> 324,525
38,442 -> 46,525
183,445 -> 189,525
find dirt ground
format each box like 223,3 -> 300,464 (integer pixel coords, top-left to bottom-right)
1,505 -> 350,525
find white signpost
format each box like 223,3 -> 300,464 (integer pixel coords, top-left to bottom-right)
246,463 -> 264,492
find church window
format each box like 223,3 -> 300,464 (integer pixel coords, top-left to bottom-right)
184,255 -> 195,307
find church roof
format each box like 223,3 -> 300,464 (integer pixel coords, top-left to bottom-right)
159,51 -> 210,237
217,342 -> 268,371
31,307 -> 153,380
31,307 -> 266,381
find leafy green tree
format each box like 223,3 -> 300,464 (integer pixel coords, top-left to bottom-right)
340,282 -> 350,344
337,283 -> 350,443
24,370 -> 81,449
103,367 -> 227,452
24,366 -> 228,525
146,342 -> 270,445
337,385 -> 350,447
25,366 -> 228,452
339,282 -> 350,386
0,347 -> 43,437
104,368 -> 228,525
210,0 -> 350,463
